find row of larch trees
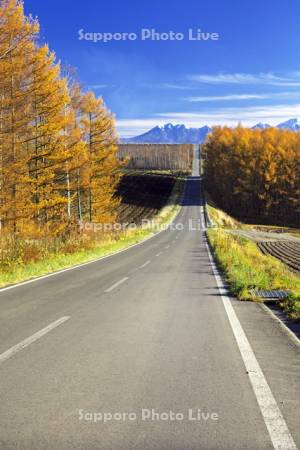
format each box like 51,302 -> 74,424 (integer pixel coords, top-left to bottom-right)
202,126 -> 300,226
0,0 -> 122,239
118,144 -> 193,170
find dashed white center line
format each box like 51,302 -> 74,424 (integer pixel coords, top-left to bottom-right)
199,206 -> 204,229
104,277 -> 129,293
138,260 -> 151,269
200,215 -> 204,229
156,252 -> 163,257
165,245 -> 170,249
0,316 -> 70,365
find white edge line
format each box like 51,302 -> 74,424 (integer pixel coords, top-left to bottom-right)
0,316 -> 70,364
205,240 -> 297,450
0,208 -> 182,294
260,304 -> 300,347
104,277 -> 129,293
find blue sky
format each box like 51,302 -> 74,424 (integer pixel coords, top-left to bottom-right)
25,0 -> 300,136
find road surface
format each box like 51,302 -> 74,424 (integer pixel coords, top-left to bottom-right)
0,147 -> 299,450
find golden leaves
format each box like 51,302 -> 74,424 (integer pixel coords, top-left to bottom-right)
202,127 -> 300,226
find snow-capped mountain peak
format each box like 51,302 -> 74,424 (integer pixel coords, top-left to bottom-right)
123,123 -> 212,144
122,118 -> 300,143
252,122 -> 271,130
277,118 -> 300,130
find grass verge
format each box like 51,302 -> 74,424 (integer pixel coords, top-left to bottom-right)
0,175 -> 185,289
207,204 -> 240,229
207,228 -> 300,320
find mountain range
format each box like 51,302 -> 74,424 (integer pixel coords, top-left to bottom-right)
122,123 -> 212,144
122,118 -> 300,144
252,118 -> 300,131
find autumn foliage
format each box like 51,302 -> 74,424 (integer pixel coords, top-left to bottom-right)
0,0 -> 122,240
202,126 -> 300,226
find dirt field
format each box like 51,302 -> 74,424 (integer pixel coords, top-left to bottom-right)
258,241 -> 300,273
116,171 -> 182,225
229,229 -> 300,273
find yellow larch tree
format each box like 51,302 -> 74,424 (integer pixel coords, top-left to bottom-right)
202,126 -> 300,226
80,92 -> 123,224
0,0 -> 39,234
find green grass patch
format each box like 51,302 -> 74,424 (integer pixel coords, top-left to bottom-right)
207,228 -> 300,320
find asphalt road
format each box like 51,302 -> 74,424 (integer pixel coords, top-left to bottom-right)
0,148 -> 299,450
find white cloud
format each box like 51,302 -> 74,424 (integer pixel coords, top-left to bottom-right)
185,92 -> 300,102
88,84 -> 113,89
159,83 -> 197,90
185,94 -> 267,102
156,103 -> 300,125
117,103 -> 300,136
116,119 -> 167,137
187,72 -> 300,87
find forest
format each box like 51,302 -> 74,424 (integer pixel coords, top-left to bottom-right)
0,0 -> 122,243
202,126 -> 300,226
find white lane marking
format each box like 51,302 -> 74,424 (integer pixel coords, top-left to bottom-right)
0,316 -> 70,365
104,277 -> 129,293
200,212 -> 204,230
165,245 -> 170,249
261,304 -> 300,347
205,241 -> 297,450
156,252 -> 163,257
0,208 -> 184,294
138,260 -> 151,269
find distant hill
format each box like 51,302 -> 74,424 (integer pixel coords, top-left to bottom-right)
122,123 -> 212,144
